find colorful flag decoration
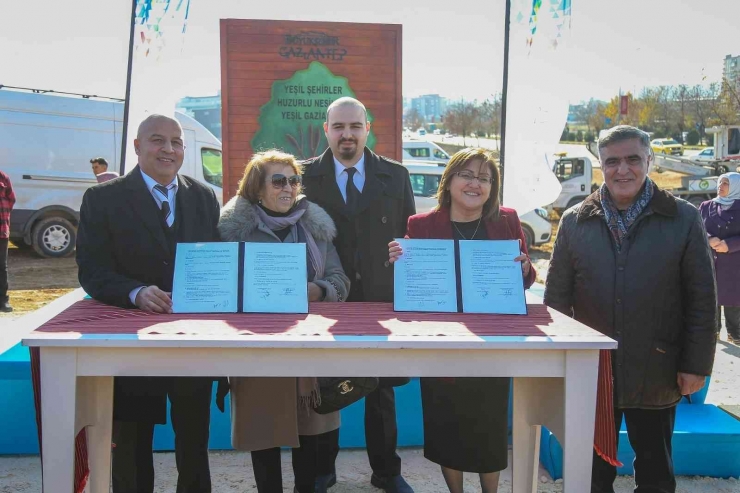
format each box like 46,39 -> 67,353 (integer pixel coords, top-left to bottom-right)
134,0 -> 191,59
123,0 -> 194,174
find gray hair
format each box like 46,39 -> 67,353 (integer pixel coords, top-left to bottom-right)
325,97 -> 368,123
598,125 -> 651,157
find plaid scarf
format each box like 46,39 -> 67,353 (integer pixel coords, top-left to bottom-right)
599,177 -> 654,251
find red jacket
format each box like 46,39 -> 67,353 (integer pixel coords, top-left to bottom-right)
0,171 -> 15,240
406,206 -> 536,289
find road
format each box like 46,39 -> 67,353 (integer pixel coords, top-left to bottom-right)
413,134 -> 703,167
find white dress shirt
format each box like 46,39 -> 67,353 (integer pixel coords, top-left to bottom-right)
129,170 -> 179,305
334,154 -> 366,202
140,170 -> 179,221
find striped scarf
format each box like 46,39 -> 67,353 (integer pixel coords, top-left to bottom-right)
600,177 -> 654,251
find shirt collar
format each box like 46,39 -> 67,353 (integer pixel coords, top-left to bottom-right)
333,153 -> 365,180
140,168 -> 178,194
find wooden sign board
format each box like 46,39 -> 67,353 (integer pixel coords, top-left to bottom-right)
220,19 -> 403,200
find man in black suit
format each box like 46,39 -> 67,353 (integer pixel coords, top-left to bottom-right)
302,98 -> 416,493
76,114 -> 222,493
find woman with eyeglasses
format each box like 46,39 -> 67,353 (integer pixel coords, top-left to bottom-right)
218,149 -> 350,493
388,148 -> 535,493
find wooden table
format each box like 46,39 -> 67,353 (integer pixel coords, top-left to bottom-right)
22,289 -> 616,493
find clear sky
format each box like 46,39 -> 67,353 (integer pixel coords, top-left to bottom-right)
1,0 -> 739,104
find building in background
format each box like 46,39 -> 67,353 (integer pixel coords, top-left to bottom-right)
176,93 -> 222,139
567,103 -> 586,123
410,94 -> 447,123
724,54 -> 740,93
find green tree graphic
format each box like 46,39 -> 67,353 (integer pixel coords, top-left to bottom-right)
251,61 -> 376,159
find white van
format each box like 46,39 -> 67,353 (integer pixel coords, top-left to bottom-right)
402,139 -> 450,165
403,161 -> 552,247
0,89 -> 223,257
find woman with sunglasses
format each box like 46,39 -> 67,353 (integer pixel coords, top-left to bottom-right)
218,149 -> 350,493
388,148 -> 535,493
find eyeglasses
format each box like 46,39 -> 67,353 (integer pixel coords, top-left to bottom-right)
454,170 -> 492,185
270,174 -> 302,189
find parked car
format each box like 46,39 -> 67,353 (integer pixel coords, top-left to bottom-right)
651,138 -> 683,156
403,161 -> 552,247
402,139 -> 451,165
693,147 -> 715,163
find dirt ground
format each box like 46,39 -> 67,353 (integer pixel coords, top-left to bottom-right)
2,448 -> 739,493
0,245 -> 78,318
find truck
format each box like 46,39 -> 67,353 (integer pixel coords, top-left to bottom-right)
0,87 -> 223,258
547,125 -> 740,214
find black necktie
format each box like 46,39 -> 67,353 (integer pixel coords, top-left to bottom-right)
345,167 -> 360,215
153,184 -> 173,227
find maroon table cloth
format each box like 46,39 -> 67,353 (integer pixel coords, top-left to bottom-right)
30,299 -> 620,492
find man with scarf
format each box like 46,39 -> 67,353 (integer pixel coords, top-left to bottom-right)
544,125 -> 717,493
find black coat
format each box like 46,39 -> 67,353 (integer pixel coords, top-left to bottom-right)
545,186 -> 717,409
302,148 -> 416,302
76,166 -> 221,422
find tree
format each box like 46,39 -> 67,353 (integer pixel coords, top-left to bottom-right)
706,81 -> 737,126
444,100 -> 479,147
688,84 -> 712,144
603,92 -> 640,128
587,101 -> 607,137
581,99 -> 605,134
405,107 -> 425,132
638,87 -> 661,132
477,95 -> 502,138
685,129 -> 700,146
672,85 -> 692,142
654,86 -> 674,137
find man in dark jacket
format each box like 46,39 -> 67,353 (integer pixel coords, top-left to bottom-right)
545,125 -> 717,493
302,97 -> 416,493
0,170 -> 15,312
77,114 -> 222,493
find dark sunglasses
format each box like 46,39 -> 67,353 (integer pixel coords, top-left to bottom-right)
270,174 -> 302,189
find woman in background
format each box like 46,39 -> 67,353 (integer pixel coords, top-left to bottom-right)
699,172 -> 740,344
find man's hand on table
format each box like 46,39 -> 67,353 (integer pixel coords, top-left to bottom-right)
677,372 -> 706,396
135,285 -> 173,314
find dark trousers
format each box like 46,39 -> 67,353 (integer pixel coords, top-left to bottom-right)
112,378 -> 213,493
591,406 -> 676,493
0,238 -> 8,300
719,305 -> 740,339
344,278 -> 402,478
251,429 -> 340,493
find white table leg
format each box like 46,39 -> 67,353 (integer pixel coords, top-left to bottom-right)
562,350 -> 599,493
78,377 -> 114,493
40,347 -> 77,493
512,378 -> 541,493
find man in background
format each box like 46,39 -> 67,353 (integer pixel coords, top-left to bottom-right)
90,157 -> 119,183
0,170 -> 15,312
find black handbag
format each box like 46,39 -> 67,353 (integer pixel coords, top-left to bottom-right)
314,377 -> 379,414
